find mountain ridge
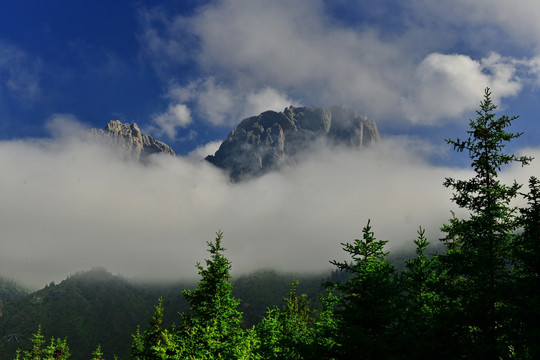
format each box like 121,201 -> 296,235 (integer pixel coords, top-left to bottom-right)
206,105 -> 381,181
88,120 -> 175,161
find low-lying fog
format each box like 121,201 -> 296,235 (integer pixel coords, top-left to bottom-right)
1,118 -> 536,288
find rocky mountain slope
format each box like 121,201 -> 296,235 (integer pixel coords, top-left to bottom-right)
89,120 -> 175,161
206,105 -> 380,181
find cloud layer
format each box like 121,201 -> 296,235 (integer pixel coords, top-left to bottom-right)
1,119 -> 537,288
402,52 -> 522,124
139,0 -> 540,134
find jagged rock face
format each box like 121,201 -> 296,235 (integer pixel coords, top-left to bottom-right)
206,105 -> 381,181
89,120 -> 175,161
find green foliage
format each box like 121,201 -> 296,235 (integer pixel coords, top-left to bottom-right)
176,231 -> 256,359
233,269 -> 325,326
90,345 -> 105,360
130,298 -> 172,360
255,282 -> 339,360
510,176 -> 540,357
311,290 -> 339,360
515,176 -> 540,275
402,228 -> 441,316
328,220 -> 401,359
399,227 -> 446,358
440,88 -> 532,358
14,326 -> 70,360
0,268 -> 157,360
0,268 -> 328,360
256,281 -> 314,360
182,231 -> 243,329
130,231 -> 259,359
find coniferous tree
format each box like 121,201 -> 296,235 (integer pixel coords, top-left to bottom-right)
21,326 -> 45,360
130,231 -> 258,359
43,338 -> 70,360
440,88 -> 532,358
177,231 -> 257,359
90,345 -> 105,360
328,220 -> 400,359
14,326 -> 70,360
511,176 -> 540,356
130,298 -> 174,360
255,282 -> 314,360
399,227 -> 445,359
311,290 -> 339,360
255,282 -> 338,360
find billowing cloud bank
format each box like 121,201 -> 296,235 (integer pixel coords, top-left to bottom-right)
1,121 -> 537,288
140,0 -> 540,137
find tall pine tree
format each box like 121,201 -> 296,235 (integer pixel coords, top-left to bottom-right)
328,220 -> 400,359
178,231 -> 256,359
399,228 -> 445,359
440,88 -> 532,358
511,176 -> 540,356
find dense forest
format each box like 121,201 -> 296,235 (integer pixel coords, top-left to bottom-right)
7,89 -> 540,359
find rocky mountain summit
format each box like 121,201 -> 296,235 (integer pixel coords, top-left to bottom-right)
89,120 -> 175,161
206,105 -> 381,181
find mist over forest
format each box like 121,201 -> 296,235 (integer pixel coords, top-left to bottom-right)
2,0 -> 540,358
6,116 -> 527,288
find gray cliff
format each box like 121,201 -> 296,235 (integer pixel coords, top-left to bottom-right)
206,105 -> 381,181
89,120 -> 175,161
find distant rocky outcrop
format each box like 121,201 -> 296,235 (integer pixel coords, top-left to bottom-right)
206,105 -> 381,181
89,120 -> 175,161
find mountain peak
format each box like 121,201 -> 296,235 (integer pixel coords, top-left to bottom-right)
206,105 -> 381,181
89,120 -> 175,161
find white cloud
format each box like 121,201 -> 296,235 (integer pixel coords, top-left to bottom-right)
165,79 -> 298,126
45,113 -> 90,139
407,0 -> 540,51
139,0 -> 412,122
188,140 -> 222,161
515,56 -> 540,86
2,119 -> 538,288
141,0 -> 540,131
244,87 -> 301,119
195,78 -> 237,126
138,1 -> 540,128
166,78 -> 237,126
150,103 -> 192,140
136,0 -> 540,131
0,41 -> 40,100
0,124 -> 491,288
402,52 -> 522,124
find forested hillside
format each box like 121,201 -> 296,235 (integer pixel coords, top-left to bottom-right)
0,268 -> 330,359
0,277 -> 29,302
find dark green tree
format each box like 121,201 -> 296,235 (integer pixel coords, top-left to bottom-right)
130,231 -> 258,359
511,176 -> 540,356
177,231 -> 257,359
440,88 -> 532,358
131,298 -> 174,360
256,281 -> 314,360
310,290 -> 339,360
255,282 -> 339,360
398,227 -> 445,358
328,220 -> 400,359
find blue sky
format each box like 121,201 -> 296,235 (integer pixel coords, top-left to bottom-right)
1,0 -> 540,287
1,0 -> 539,155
